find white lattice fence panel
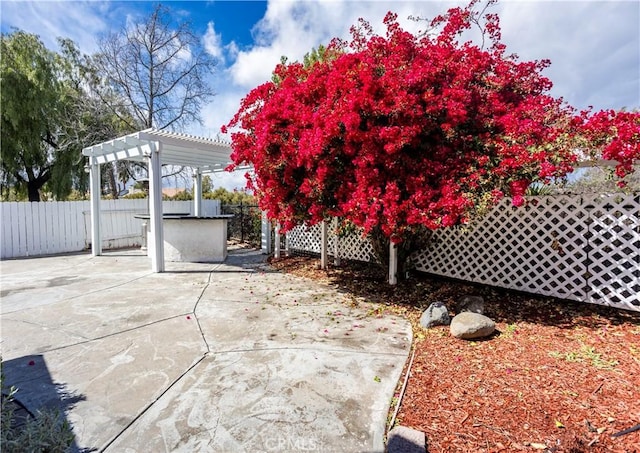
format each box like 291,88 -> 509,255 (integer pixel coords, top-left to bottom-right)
287,223 -> 374,261
282,194 -> 639,312
413,195 -> 589,301
333,232 -> 374,262
287,223 -> 322,254
585,194 -> 640,311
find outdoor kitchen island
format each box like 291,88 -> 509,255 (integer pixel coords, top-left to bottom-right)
136,214 -> 234,263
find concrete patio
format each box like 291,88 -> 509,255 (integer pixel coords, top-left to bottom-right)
0,247 -> 412,452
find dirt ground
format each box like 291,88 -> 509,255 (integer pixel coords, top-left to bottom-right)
268,255 -> 640,453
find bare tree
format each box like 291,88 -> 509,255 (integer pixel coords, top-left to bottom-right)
93,4 -> 216,131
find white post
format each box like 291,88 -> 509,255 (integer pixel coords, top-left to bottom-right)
274,223 -> 281,258
389,240 -> 398,285
333,217 -> 341,266
261,212 -> 272,254
285,234 -> 290,256
148,142 -> 164,272
320,220 -> 328,269
89,159 -> 102,256
193,169 -> 202,217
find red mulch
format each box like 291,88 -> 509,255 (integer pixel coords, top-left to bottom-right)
268,255 -> 640,453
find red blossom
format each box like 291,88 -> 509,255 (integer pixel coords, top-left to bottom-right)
579,109 -> 640,181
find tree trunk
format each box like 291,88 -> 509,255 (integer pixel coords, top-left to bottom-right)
107,163 -> 119,199
25,171 -> 50,202
27,181 -> 41,202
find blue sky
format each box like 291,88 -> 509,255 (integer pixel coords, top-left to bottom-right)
2,1 -> 639,189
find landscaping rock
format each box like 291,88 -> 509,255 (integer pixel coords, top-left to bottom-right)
456,295 -> 485,314
450,312 -> 495,339
420,302 -> 450,328
387,426 -> 426,453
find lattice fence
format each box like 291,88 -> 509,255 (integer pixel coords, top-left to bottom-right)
584,194 -> 640,307
285,194 -> 639,312
286,223 -> 323,255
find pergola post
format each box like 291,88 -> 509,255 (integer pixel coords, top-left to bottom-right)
89,158 -> 102,256
320,220 -> 328,269
148,141 -> 165,272
389,241 -> 398,285
193,169 -> 203,217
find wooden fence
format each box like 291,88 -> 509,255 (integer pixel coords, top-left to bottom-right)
285,193 -> 640,312
0,199 -> 220,259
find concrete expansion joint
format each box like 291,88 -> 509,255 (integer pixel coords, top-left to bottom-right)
1,317 -> 91,343
20,313 -> 202,357
192,269 -> 215,354
68,272 -> 155,304
102,352 -> 208,452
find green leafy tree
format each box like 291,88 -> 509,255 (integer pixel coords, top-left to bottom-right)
201,175 -> 214,193
0,32 -> 135,201
1,31 -> 70,201
205,187 -> 256,205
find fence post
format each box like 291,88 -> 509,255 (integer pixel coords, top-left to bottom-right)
240,201 -> 245,242
333,217 -> 341,266
389,241 -> 398,285
274,223 -> 281,259
320,220 -> 328,269
261,212 -> 271,254
285,231 -> 290,257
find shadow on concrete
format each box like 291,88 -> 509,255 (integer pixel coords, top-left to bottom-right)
1,355 -> 95,452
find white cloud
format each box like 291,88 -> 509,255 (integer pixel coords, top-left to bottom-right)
0,1 -> 107,52
207,169 -> 251,192
204,21 -> 225,63
228,0 -> 439,89
225,40 -> 240,61
497,1 -> 639,110
193,89 -> 247,137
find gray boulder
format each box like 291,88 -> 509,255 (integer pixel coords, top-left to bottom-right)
387,426 -> 426,453
456,295 -> 485,314
450,312 -> 495,339
420,301 -> 450,328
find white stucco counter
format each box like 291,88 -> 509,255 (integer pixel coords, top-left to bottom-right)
137,215 -> 233,263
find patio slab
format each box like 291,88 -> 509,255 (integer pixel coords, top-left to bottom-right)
1,247 -> 412,452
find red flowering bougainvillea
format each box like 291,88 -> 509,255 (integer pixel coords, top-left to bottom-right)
579,109 -> 640,184
225,0 -> 639,243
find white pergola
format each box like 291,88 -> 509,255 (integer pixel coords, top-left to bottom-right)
82,128 -> 234,272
